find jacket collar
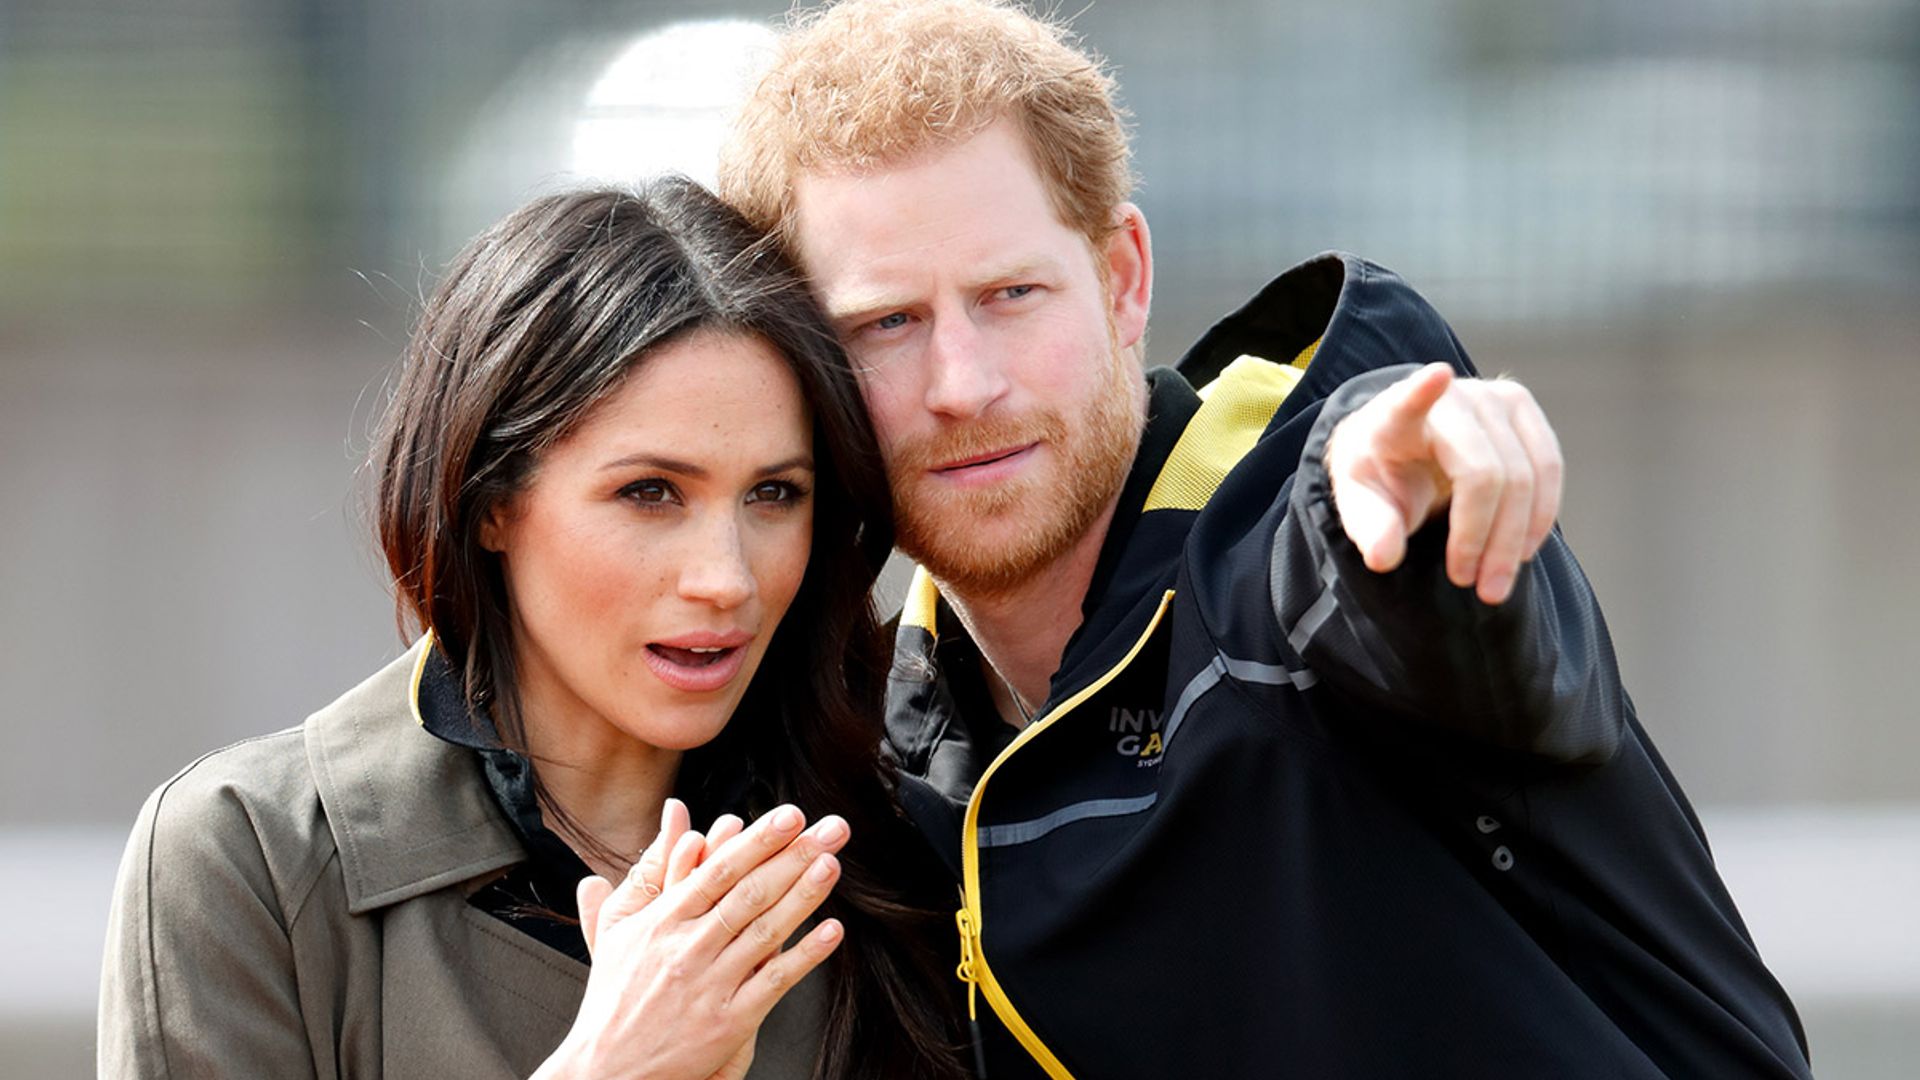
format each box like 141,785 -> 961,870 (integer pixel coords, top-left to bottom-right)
304,638 -> 525,914
891,325 -> 1318,730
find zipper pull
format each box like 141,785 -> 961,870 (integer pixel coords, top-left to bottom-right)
954,905 -> 980,1021
955,905 -> 988,1077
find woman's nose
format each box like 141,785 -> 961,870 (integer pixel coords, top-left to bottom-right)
675,518 -> 756,610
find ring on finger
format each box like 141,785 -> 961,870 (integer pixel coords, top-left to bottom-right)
716,908 -> 742,936
629,860 -> 664,898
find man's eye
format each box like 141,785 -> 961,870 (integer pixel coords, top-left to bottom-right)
872,312 -> 910,332
620,479 -> 679,506
1001,284 -> 1035,300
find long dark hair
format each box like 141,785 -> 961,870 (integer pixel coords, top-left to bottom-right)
370,179 -> 963,1079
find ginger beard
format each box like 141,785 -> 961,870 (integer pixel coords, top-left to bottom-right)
885,335 -> 1143,597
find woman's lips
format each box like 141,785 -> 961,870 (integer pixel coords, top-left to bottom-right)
930,442 -> 1038,487
642,639 -> 750,693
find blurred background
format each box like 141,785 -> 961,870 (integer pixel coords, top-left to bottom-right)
3,0 -> 1916,1074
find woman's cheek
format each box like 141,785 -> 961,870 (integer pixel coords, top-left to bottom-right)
757,512 -> 814,617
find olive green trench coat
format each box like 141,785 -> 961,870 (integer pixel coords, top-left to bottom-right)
97,640 -> 825,1078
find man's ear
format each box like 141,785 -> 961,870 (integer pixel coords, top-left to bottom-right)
1103,202 -> 1153,352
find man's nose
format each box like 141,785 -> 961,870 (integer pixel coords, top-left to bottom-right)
922,312 -> 1009,420
676,516 -> 755,610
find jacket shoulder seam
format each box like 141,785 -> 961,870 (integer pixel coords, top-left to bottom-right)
154,726 -> 335,924
134,730 -> 304,1078
282,842 -> 343,930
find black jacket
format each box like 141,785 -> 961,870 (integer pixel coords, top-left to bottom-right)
883,253 -> 1811,1078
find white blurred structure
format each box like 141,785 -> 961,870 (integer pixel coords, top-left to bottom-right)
570,19 -> 777,189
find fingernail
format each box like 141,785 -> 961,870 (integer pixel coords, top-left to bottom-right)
813,816 -> 847,845
809,854 -> 836,883
817,920 -> 842,943
772,805 -> 802,832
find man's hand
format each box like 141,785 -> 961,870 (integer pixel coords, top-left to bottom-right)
1324,362 -> 1563,605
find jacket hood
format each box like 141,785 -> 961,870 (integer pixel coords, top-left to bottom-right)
1175,251 -> 1470,417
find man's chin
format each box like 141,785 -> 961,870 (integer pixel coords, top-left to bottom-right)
897,501 -> 1081,596
906,542 -> 1054,597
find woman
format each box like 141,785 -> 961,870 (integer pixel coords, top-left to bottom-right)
98,180 -> 965,1079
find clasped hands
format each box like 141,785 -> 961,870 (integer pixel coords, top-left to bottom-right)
536,799 -> 848,1080
1325,362 -> 1564,605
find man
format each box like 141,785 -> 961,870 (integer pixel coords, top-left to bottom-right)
720,1 -> 1812,1076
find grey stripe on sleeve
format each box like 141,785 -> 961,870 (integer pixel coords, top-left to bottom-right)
1164,652 -> 1318,747
1221,655 -> 1319,691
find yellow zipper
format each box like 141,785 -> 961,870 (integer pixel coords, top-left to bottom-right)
955,589 -> 1176,1079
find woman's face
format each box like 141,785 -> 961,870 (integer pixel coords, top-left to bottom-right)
481,329 -> 814,754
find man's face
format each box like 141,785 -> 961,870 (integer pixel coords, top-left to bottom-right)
792,119 -> 1151,594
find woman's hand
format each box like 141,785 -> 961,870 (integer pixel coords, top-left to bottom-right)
535,799 -> 849,1080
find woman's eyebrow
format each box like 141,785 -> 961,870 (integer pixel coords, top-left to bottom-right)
599,453 -> 815,476
601,453 -> 705,477
759,454 -> 815,475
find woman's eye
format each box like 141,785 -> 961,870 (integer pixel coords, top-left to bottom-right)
872,312 -> 910,332
620,479 -> 680,506
748,480 -> 809,506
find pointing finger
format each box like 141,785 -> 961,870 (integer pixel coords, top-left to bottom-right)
1382,362 -> 1454,431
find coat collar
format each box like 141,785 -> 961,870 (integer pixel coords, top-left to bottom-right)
304,638 -> 526,914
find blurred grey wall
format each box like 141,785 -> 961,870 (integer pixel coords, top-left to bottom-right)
3,0 -> 1917,1074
